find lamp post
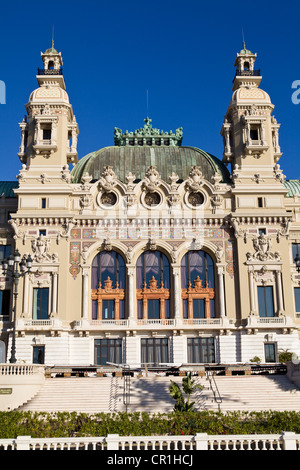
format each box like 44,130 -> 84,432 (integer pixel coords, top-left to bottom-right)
1,250 -> 32,363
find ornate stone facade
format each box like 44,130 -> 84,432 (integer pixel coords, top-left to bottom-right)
0,42 -> 300,368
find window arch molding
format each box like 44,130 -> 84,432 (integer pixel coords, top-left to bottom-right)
180,249 -> 217,319
91,249 -> 126,321
127,240 -> 174,266
176,240 -> 220,266
136,249 -> 172,321
82,240 -> 128,266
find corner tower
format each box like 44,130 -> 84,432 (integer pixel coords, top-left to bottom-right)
221,43 -> 282,178
18,42 -> 79,179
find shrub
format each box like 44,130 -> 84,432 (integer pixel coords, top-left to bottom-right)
1,410 -> 300,438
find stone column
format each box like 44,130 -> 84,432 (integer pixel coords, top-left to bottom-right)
217,266 -> 226,317
82,267 -> 89,320
173,266 -> 181,321
127,266 -> 135,320
51,271 -> 58,315
276,269 -> 284,315
248,267 -> 257,315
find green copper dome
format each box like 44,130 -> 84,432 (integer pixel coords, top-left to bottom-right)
71,146 -> 231,185
239,41 -> 254,55
44,40 -> 58,54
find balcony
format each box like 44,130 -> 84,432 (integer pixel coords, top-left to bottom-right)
244,139 -> 268,156
234,69 -> 261,78
67,317 -> 234,331
246,314 -> 295,331
37,68 -> 63,76
33,141 -> 57,156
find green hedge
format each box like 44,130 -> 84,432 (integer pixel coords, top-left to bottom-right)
1,410 -> 300,438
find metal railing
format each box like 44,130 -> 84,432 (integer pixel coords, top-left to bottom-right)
205,368 -> 222,411
37,68 -> 63,76
235,69 -> 261,77
122,365 -> 131,412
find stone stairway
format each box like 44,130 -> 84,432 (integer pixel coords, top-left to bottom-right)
18,374 -> 300,414
19,377 -> 122,413
123,376 -> 208,413
209,375 -> 300,412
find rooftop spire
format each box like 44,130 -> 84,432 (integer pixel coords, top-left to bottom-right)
242,28 -> 246,50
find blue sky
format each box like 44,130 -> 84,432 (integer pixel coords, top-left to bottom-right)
1,0 -> 300,181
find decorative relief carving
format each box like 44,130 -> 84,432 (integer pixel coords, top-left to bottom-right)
100,192 -> 117,207
99,166 -> 117,191
79,195 -> 93,212
126,172 -> 136,191
61,164 -> 73,183
246,233 -> 281,262
169,172 -> 179,191
81,172 -> 92,190
185,166 -> 203,192
142,166 -> 160,192
187,192 -> 204,207
31,235 -> 58,263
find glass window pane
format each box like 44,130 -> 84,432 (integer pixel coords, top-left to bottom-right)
265,286 -> 274,317
137,299 -> 143,319
193,299 -> 205,318
187,338 -> 215,364
165,299 -> 170,319
181,251 -> 215,289
257,286 -> 266,317
137,251 -> 170,289
294,288 -> 300,312
207,338 -> 216,363
148,299 -> 160,319
0,246 -> 11,261
92,300 -> 98,320
33,346 -> 45,364
92,251 -> 125,290
258,286 -> 274,317
0,291 -> 8,316
292,243 -> 300,263
141,338 -> 169,366
210,299 -> 215,318
160,338 -> 169,363
183,299 -> 188,319
265,343 -> 276,362
119,300 -> 125,319
32,288 -> 49,320
94,339 -> 122,366
102,300 -> 114,319
206,254 -> 215,288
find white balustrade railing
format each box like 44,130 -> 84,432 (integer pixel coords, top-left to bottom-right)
0,364 -> 44,376
0,432 -> 299,451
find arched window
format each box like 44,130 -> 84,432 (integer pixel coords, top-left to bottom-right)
136,251 -> 170,320
181,251 -> 215,319
91,251 -> 125,320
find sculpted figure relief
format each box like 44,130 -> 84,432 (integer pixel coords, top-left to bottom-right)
31,235 -> 58,263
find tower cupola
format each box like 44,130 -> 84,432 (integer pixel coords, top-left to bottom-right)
232,42 -> 262,91
221,44 -> 282,172
17,43 -> 79,173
